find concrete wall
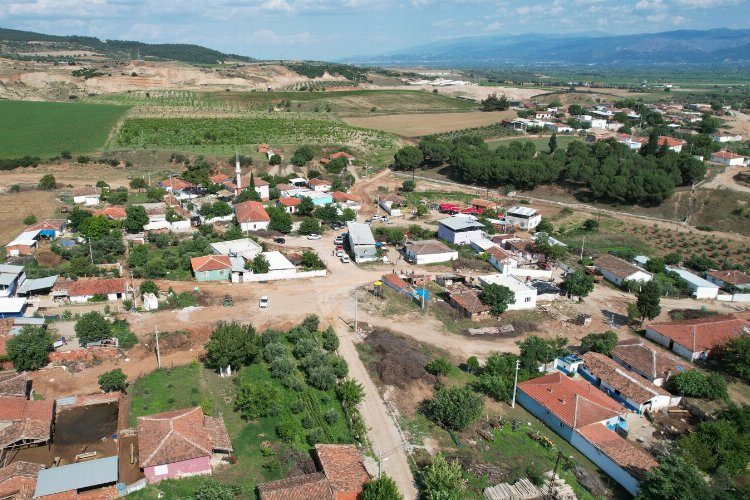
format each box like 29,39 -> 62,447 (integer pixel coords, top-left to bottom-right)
194,268 -> 231,282
692,285 -> 719,300
406,250 -> 458,265
717,293 -> 750,302
69,292 -> 124,303
510,268 -> 553,280
241,269 -> 327,283
569,431 -> 642,496
5,244 -> 36,257
144,456 -> 212,482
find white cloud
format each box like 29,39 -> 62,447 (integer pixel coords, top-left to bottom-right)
635,0 -> 665,10
432,18 -> 455,28
674,0 -> 741,7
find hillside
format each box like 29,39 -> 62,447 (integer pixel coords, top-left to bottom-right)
0,27 -> 254,65
352,28 -> 750,67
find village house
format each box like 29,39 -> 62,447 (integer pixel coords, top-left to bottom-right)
469,198 -> 500,211
657,136 -> 686,153
664,266 -> 719,299
329,151 -> 355,165
277,197 -> 301,214
448,290 -> 491,320
594,254 -> 653,286
159,178 -> 196,197
437,217 -> 485,245
546,123 -> 574,133
137,406 -> 233,483
0,461 -> 43,498
234,201 -> 270,232
211,238 -> 262,260
296,190 -> 334,206
309,178 -> 333,193
235,175 -> 270,201
503,206 -> 541,231
378,194 -> 406,217
71,186 -> 101,205
331,191 -> 361,211
26,219 -> 66,239
257,444 -> 369,500
94,205 -> 127,220
191,255 -> 232,282
517,373 -> 656,496
610,339 -> 687,387
478,274 -> 537,310
0,396 -> 55,462
710,150 -> 747,166
0,298 -> 27,319
403,239 -> 458,265
579,352 -> 673,413
705,269 -> 750,290
469,237 -> 499,254
34,456 -> 119,498
0,371 -> 30,398
586,128 -> 617,144
0,265 -> 26,298
4,231 -> 40,258
486,246 -> 518,274
645,313 -> 750,361
711,133 -> 743,143
347,222 -> 378,263
57,278 -> 128,303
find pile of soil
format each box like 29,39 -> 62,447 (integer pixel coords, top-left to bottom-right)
365,329 -> 432,388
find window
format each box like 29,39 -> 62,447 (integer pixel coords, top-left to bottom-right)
202,272 -> 208,278
524,297 -> 531,302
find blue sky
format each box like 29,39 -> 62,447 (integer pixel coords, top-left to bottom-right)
1,0 -> 747,60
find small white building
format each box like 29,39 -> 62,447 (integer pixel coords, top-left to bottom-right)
712,133 -> 743,143
211,238 -> 263,261
665,266 -> 719,300
72,186 -> 101,205
478,274 -> 537,310
404,240 -> 458,265
504,206 -> 542,231
437,217 -> 486,245
486,246 -> 518,274
142,292 -> 159,311
594,254 -> 653,286
546,123 -> 574,133
711,151 -> 746,166
469,238 -> 498,254
308,178 -> 332,192
234,201 -> 270,232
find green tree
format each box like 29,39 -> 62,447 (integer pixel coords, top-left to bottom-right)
636,454 -> 711,500
234,187 -> 262,203
75,312 -> 112,345
645,257 -> 666,274
534,234 -> 567,261
548,133 -> 558,153
425,358 -> 452,382
537,218 -> 554,234
321,326 -> 339,352
722,336 -> 750,382
394,146 -> 423,173
6,326 -> 54,371
129,177 -> 147,192
23,214 -> 37,225
38,174 -> 56,190
300,250 -> 326,270
480,92 -> 509,111
291,146 -> 315,166
124,205 -> 149,233
402,179 -> 416,192
561,270 -> 595,300
341,207 -> 357,222
636,280 -> 661,321
251,253 -> 270,274
580,331 -> 618,356
98,368 -> 127,392
466,356 -> 480,374
337,378 -> 365,409
568,104 -> 583,116
79,215 -> 111,240
517,335 -> 568,371
299,217 -> 321,235
362,475 -> 403,500
146,186 -> 165,202
267,207 -> 293,233
421,454 -> 466,500
325,156 -> 349,174
204,322 -> 259,371
297,196 -> 315,216
479,283 -> 515,316
666,369 -> 727,399
269,154 -> 282,165
235,381 -> 282,419
425,386 -> 483,431
139,280 -> 159,297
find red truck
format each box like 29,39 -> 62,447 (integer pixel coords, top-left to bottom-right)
438,203 -> 461,214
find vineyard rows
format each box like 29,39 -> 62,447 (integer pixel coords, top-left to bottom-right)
282,81 -> 359,91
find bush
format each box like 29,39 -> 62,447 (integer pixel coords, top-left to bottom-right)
98,368 -> 127,392
193,479 -> 238,500
23,214 -> 37,225
308,365 -> 337,390
276,418 -> 300,443
666,370 -> 727,400
269,356 -> 295,379
75,311 -> 112,345
424,386 -> 483,431
6,326 -> 53,371
324,409 -> 339,424
235,381 -> 282,420
299,217 -> 321,235
402,179 -> 416,192
321,326 -> 339,352
307,427 -> 324,446
263,342 -> 287,363
580,331 -> 618,356
328,355 -> 349,378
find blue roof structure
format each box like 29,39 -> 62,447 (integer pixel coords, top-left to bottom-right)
34,456 -> 118,497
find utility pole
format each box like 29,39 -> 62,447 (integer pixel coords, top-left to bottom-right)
511,359 -> 520,408
88,238 -> 94,265
579,235 -> 585,263
353,290 -> 358,335
546,451 -> 564,500
154,326 -> 161,369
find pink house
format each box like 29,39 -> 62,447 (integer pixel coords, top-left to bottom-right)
137,407 -> 233,482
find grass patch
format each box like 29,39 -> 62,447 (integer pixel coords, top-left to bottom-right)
129,364 -> 203,426
487,135 -> 580,154
0,100 -> 128,158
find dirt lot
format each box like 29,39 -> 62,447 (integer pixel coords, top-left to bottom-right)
343,110 -> 515,137
0,190 -> 61,244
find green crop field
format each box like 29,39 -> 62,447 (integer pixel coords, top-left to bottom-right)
0,100 -> 128,158
112,116 -> 396,151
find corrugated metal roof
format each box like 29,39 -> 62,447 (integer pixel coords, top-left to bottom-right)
17,275 -> 58,295
506,206 -> 538,217
347,222 -> 375,246
0,274 -> 17,286
438,217 -> 485,232
0,265 -> 25,274
34,456 -> 118,497
0,298 -> 26,314
666,267 -> 719,289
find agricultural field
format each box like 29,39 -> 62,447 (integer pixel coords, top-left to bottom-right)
0,100 -> 128,158
87,89 -> 477,117
488,134 -> 580,153
111,116 -> 397,153
343,110 -> 514,137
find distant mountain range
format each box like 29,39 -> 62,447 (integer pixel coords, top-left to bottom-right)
349,29 -> 750,67
0,27 -> 253,65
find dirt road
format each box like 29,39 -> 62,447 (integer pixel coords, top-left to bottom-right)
701,165 -> 750,194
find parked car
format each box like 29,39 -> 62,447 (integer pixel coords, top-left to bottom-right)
336,249 -> 344,257
307,234 -> 321,240
340,255 -> 350,263
274,237 -> 286,244
259,296 -> 269,308
334,236 -> 344,245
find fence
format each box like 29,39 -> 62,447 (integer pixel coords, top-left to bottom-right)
241,269 -> 326,283
717,293 -> 750,302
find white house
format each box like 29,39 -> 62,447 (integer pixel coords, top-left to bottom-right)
665,266 -> 719,299
546,123 -> 574,133
210,238 -> 263,260
404,240 -> 458,265
486,246 -> 518,274
378,195 -> 405,217
437,217 -> 486,245
234,201 -> 270,232
594,254 -> 653,286
64,278 -> 128,303
504,206 -> 542,231
711,151 -> 747,166
5,231 -> 40,258
705,270 -> 750,290
712,133 -> 743,143
71,186 -> 101,205
308,178 -> 332,192
347,222 -> 378,263
478,274 -> 537,310
469,238 -> 498,254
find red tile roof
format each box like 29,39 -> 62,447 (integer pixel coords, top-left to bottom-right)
309,178 -> 332,187
66,278 -> 127,298
517,372 -> 625,429
450,290 -> 491,315
315,444 -> 370,497
235,201 -> 270,223
657,136 -> 686,147
0,371 -> 28,398
576,423 -> 657,479
159,178 -> 194,190
237,175 -> 269,188
258,472 -> 334,500
26,219 -> 66,232
0,397 -> 54,421
486,246 -> 512,261
331,191 -> 359,202
94,206 -> 127,220
594,254 -> 650,281
706,269 -> 750,286
646,313 -> 750,354
405,239 -> 454,256
210,174 -> 230,183
0,461 -> 43,500
382,273 -> 408,290
190,255 -> 231,272
581,352 -> 670,404
470,198 -> 500,209
319,158 -> 330,165
712,151 -> 745,160
137,407 -> 212,468
610,339 -> 687,382
278,197 -> 301,207
0,396 -> 54,448
330,152 -> 354,160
